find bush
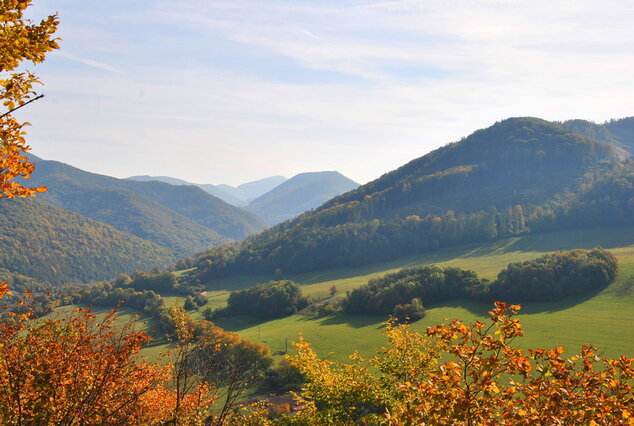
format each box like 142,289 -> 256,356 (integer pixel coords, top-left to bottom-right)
183,296 -> 197,311
344,265 -> 483,315
316,303 -> 340,317
392,298 -> 425,322
261,359 -> 306,394
487,247 -> 618,302
343,248 -> 618,316
227,280 -> 310,319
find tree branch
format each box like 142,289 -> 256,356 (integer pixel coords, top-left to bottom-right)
0,94 -> 45,119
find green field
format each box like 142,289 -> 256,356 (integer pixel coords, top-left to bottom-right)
203,226 -> 634,361
50,226 -> 634,362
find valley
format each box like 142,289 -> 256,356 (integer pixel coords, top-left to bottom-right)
119,225 -> 634,361
3,1 -> 633,422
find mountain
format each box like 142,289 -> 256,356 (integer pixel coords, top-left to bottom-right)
191,117 -> 632,279
246,171 -> 360,225
25,157 -> 267,254
126,175 -> 244,206
558,117 -> 634,156
126,174 -> 288,205
218,176 -> 287,203
0,198 -> 174,285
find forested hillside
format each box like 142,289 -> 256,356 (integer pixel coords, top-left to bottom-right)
247,171 -> 359,225
190,118 -> 633,280
26,156 -> 267,245
0,198 -> 174,284
35,184 -> 228,258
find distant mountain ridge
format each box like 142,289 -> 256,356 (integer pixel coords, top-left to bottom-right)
126,175 -> 287,206
221,176 -> 288,203
191,117 -> 633,279
126,172 -> 360,225
126,175 -> 245,206
25,156 -> 267,257
246,171 -> 360,225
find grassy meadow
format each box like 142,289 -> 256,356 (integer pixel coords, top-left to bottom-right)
50,226 -> 634,362
204,226 -> 634,361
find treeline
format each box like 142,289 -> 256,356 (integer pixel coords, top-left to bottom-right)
189,160 -> 632,281
343,248 -> 617,317
4,269 -> 210,339
114,270 -> 204,295
211,280 -> 310,320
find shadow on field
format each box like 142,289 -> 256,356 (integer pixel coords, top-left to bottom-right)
429,286 -> 610,317
297,286 -> 615,328
301,312 -> 385,329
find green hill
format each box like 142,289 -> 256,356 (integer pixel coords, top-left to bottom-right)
0,198 -> 174,285
26,156 -> 267,246
192,117 -> 630,279
246,171 -> 360,225
111,226 -> 633,363
39,185 -> 230,258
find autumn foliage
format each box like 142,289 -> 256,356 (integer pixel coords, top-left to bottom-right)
285,302 -> 633,425
1,0 -> 59,198
0,292 -> 214,424
0,287 -> 272,425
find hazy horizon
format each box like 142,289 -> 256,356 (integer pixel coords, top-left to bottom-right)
18,0 -> 634,186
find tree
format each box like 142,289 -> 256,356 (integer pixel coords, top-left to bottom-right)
0,300 -> 173,424
284,303 -> 634,425
0,292 -> 272,425
165,306 -> 273,425
1,0 -> 59,198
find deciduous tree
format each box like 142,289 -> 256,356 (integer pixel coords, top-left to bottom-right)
1,0 -> 59,198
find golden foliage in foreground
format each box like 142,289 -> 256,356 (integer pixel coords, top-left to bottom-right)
0,302 -> 215,424
284,303 -> 633,425
0,285 -> 274,425
1,0 -> 58,198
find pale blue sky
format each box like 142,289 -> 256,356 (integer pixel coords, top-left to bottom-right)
16,0 -> 634,185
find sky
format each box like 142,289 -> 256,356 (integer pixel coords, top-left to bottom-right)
16,0 -> 634,186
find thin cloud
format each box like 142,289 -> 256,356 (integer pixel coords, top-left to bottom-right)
59,52 -> 126,75
24,0 -> 634,186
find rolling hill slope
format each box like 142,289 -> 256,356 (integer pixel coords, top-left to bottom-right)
137,226 -> 634,362
191,117 -> 631,278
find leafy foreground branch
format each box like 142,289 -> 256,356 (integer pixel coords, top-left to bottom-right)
0,286 -> 270,425
0,283 -> 632,425
283,302 -> 633,425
